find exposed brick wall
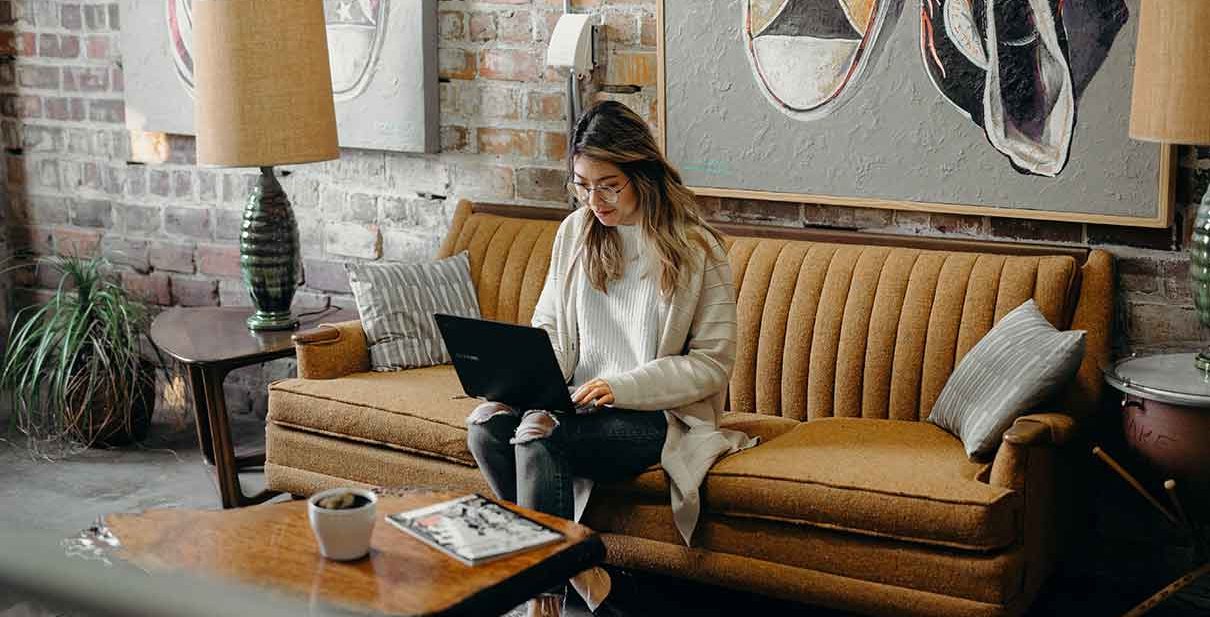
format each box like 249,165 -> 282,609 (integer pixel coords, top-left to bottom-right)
0,0 -> 1203,421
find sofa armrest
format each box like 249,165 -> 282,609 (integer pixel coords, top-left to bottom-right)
1002,413 -> 1077,447
293,320 -> 371,380
989,412 -> 1077,489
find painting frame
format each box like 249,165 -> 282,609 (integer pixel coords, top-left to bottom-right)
656,0 -> 1175,229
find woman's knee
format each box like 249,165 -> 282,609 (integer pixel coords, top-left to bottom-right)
513,419 -> 564,467
510,410 -> 559,445
466,416 -> 514,457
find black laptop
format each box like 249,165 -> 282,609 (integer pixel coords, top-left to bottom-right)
434,313 -> 578,413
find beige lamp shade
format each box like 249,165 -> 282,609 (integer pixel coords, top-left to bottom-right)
1129,0 -> 1210,144
194,0 -> 339,167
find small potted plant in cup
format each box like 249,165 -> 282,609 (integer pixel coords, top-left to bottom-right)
307,488 -> 378,560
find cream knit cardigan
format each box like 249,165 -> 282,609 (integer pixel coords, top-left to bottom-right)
531,208 -> 758,545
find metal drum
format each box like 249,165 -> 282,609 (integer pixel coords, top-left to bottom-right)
1104,353 -> 1210,484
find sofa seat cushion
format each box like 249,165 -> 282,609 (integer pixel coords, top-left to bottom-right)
268,366 -> 479,466
582,502 -> 1025,605
593,411 -> 802,502
705,418 -> 1019,551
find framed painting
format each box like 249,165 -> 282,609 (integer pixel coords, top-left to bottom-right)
121,0 -> 438,153
658,0 -> 1175,228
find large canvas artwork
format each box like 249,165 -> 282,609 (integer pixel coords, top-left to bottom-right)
662,0 -> 1174,227
122,0 -> 438,153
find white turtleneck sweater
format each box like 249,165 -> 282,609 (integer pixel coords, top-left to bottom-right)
533,208 -> 754,545
572,224 -> 668,389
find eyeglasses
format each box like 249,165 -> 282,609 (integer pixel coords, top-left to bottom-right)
565,178 -> 631,205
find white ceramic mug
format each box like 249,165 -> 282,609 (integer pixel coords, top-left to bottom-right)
307,488 -> 378,561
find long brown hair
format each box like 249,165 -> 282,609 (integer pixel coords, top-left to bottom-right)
569,100 -> 722,296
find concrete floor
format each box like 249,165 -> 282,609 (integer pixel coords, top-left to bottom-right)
0,411 -> 1201,617
0,418 -> 257,535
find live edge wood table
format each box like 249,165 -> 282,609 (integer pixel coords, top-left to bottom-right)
81,489 -> 604,617
150,305 -> 351,509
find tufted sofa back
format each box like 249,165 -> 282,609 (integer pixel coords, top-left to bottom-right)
731,239 -> 1072,421
438,201 -> 1113,424
437,203 -> 562,325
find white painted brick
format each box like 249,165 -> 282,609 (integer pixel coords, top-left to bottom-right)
319,184 -> 346,215
382,228 -> 442,263
325,222 -> 382,260
329,150 -> 387,186
442,80 -> 482,118
218,279 -> 252,307
280,175 -> 321,211
33,158 -> 60,189
386,154 -> 449,196
449,160 -> 514,202
297,215 -> 326,259
480,84 -> 523,120
295,290 -> 338,311
439,82 -> 460,115
381,196 -> 447,229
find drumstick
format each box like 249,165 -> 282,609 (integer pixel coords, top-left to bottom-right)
1092,446 -> 1179,525
1165,479 -> 1208,559
1122,561 -> 1210,617
1163,479 -> 1190,530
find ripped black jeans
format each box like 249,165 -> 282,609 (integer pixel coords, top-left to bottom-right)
466,405 -> 667,521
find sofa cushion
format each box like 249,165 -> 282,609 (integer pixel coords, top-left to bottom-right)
268,366 -> 478,466
594,412 -> 801,502
929,299 -> 1086,461
705,418 -> 1019,551
347,252 -> 480,371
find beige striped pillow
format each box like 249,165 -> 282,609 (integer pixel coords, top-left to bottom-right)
347,252 -> 480,371
928,299 -> 1085,461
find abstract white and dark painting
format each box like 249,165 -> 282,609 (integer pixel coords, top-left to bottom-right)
123,0 -> 438,153
917,0 -> 1127,177
744,0 -> 896,122
668,0 -> 1167,225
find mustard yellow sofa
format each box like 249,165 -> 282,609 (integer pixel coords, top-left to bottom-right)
265,200 -> 1112,617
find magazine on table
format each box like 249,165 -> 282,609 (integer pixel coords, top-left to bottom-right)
385,494 -> 565,566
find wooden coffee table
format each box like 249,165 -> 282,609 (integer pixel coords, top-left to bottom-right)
79,489 -> 605,616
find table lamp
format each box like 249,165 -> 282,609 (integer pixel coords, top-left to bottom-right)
1129,0 -> 1210,369
193,0 -> 339,331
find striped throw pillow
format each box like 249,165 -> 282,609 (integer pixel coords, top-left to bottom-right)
928,299 -> 1085,461
347,252 -> 480,371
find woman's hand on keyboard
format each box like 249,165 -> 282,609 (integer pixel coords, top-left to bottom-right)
572,378 -> 614,408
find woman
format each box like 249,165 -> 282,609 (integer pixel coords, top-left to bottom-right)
466,101 -> 756,616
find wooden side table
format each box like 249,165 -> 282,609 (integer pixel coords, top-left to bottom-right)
150,305 -> 351,509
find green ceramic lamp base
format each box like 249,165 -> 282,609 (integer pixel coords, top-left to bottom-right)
241,166 -> 301,333
1194,181 -> 1210,372
246,310 -> 297,332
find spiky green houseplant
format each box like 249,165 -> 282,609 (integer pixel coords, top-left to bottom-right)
2,256 -> 156,452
